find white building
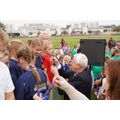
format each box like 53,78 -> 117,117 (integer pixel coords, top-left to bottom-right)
5,23 -> 62,37
5,22 -> 114,37
5,24 -> 21,36
56,27 -> 61,36
82,26 -> 88,35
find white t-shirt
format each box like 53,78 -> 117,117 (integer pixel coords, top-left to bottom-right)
0,61 -> 15,100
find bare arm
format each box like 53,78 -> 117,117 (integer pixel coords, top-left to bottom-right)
53,75 -> 88,100
65,83 -> 88,100
50,65 -> 59,75
5,92 -> 15,100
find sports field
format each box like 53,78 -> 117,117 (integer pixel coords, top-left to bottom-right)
19,35 -> 120,50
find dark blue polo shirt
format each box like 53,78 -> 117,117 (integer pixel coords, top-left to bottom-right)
35,56 -> 43,69
16,68 -> 47,100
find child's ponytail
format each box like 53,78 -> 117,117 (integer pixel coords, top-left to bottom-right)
31,67 -> 41,84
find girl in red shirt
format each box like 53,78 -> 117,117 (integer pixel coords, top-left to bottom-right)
42,40 -> 58,84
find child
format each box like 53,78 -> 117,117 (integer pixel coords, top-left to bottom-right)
16,46 -> 48,100
111,49 -> 120,60
62,55 -> 71,72
27,39 -> 33,48
0,30 -> 9,64
58,43 -> 64,56
0,29 -> 15,100
42,40 -> 59,99
31,39 -> 43,69
72,45 -> 77,56
42,40 -> 58,84
62,41 -> 69,55
0,47 -> 9,64
8,39 -> 24,97
39,33 -> 51,41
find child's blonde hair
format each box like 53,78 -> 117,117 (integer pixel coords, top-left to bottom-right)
31,39 -> 43,48
17,45 -> 34,64
42,40 -> 52,53
17,46 -> 40,83
8,39 -> 23,56
0,29 -> 9,45
63,55 -> 71,64
39,32 -> 50,41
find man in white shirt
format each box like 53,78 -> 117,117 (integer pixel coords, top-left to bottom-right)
0,29 -> 15,100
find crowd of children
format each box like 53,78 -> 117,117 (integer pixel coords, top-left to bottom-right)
0,28 -> 120,100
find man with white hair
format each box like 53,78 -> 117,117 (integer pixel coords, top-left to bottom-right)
55,53 -> 92,99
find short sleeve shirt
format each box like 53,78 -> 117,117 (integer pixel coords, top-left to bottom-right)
0,62 -> 15,100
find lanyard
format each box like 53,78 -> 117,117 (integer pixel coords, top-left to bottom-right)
37,83 -> 59,100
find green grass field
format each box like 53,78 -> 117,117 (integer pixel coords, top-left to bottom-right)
19,35 -> 120,50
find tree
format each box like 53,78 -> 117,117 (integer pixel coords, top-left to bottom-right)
0,22 -> 5,31
37,31 -> 41,37
66,25 -> 71,29
88,30 -> 92,33
62,30 -> 67,35
103,29 -> 107,32
113,25 -> 120,32
29,32 -> 33,35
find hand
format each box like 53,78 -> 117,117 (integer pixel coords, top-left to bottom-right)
50,65 -> 59,75
33,93 -> 43,100
53,75 -> 69,91
52,56 -> 60,66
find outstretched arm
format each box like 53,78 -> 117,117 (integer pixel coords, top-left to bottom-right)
53,75 -> 88,100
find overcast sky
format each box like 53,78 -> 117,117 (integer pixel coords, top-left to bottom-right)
0,0 -> 120,26
1,20 -> 120,27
